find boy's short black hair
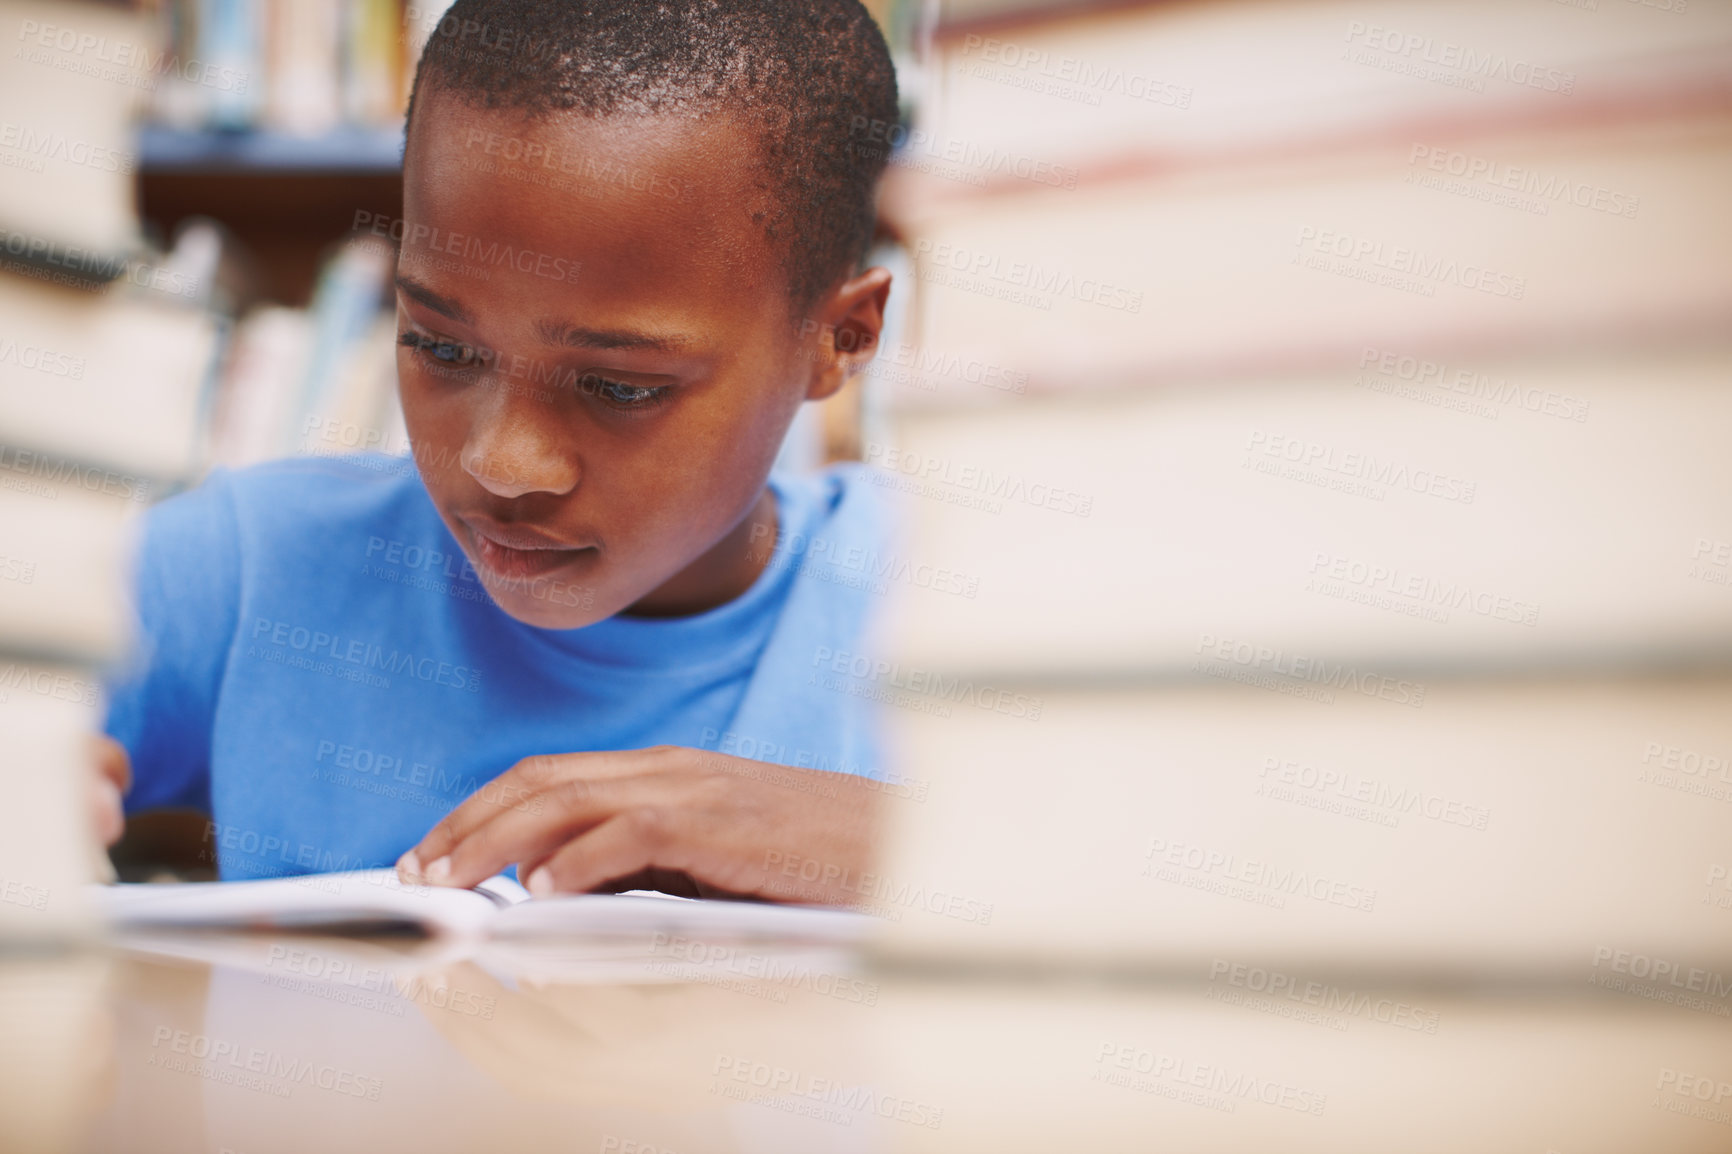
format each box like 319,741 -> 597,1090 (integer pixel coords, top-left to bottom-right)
406,0 -> 900,309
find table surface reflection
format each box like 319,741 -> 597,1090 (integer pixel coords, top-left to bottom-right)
1,930 -> 1729,1154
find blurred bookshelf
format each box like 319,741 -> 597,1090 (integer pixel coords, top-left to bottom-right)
137,124 -> 402,172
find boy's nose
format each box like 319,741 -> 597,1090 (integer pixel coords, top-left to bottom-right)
462,391 -> 580,499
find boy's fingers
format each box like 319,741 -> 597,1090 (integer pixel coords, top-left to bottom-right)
90,735 -> 131,792
438,780 -> 621,888
401,748 -> 684,879
402,753 -> 581,873
89,776 -> 124,847
519,811 -> 675,897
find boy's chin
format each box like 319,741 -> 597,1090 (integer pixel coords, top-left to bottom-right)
479,584 -> 613,631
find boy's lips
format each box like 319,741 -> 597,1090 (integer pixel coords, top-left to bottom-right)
462,516 -> 596,581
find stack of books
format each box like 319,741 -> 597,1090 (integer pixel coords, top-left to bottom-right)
865,0 -> 1732,974
0,0 -> 222,937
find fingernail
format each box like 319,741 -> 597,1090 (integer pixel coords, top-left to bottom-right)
526,867 -> 553,898
397,850 -> 422,880
425,856 -> 451,884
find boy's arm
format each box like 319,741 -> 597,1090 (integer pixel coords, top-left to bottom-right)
103,471 -> 243,815
399,747 -> 882,908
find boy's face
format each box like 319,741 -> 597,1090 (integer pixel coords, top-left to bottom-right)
396,96 -> 883,628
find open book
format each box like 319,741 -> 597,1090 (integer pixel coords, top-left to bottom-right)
92,869 -> 871,944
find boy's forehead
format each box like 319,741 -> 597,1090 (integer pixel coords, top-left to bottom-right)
400,96 -> 790,337
408,95 -> 758,205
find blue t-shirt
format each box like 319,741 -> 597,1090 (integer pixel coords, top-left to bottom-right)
104,454 -> 889,880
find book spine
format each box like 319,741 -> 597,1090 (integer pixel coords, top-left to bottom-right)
198,0 -> 263,128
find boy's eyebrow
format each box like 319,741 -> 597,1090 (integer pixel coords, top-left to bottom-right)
396,273 -> 690,353
395,274 -> 472,324
532,317 -> 692,353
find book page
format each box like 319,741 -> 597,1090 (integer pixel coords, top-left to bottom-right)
92,869 -> 500,938
491,891 -> 873,944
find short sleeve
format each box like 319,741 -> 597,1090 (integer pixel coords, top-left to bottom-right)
103,469 -> 243,813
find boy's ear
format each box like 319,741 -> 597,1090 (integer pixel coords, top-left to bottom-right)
803,266 -> 893,403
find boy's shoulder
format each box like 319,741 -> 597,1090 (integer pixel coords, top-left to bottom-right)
774,462 -> 892,539
149,453 -> 437,565
203,452 -> 428,520
220,451 -> 424,496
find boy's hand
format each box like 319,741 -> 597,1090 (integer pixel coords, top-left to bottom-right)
90,735 -> 130,848
397,747 -> 880,907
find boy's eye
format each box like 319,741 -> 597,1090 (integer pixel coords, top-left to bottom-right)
579,373 -> 668,410
398,330 -> 491,368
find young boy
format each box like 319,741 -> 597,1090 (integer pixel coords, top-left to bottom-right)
95,0 -> 901,906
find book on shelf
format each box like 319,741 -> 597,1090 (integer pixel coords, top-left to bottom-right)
208,235 -> 402,468
152,0 -> 441,135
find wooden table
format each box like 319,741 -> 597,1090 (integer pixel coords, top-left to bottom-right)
2,933 -> 1729,1153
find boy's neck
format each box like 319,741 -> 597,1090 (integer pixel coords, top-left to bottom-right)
622,486 -> 778,618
